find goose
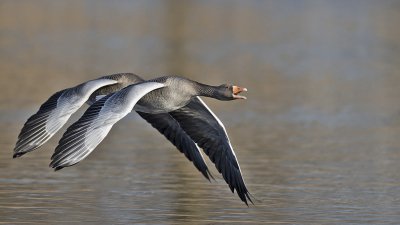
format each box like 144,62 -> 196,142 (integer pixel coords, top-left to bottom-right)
13,73 -> 254,205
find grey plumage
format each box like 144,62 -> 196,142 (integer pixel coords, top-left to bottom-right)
50,82 -> 164,170
13,89 -> 68,158
13,74 -> 254,205
87,73 -> 144,105
13,78 -> 118,158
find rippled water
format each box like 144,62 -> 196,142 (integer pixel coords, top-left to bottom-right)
1,0 -> 400,224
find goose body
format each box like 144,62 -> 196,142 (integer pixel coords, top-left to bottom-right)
13,73 -> 254,205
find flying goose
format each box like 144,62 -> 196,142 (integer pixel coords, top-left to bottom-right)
13,73 -> 254,205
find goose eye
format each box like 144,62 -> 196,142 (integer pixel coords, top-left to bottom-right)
225,85 -> 229,90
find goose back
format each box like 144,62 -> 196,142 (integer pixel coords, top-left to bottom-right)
87,73 -> 144,105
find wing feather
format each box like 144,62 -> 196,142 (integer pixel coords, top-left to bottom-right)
13,79 -> 118,158
50,82 -> 164,170
136,111 -> 213,180
169,96 -> 253,205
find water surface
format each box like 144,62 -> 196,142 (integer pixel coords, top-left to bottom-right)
1,0 -> 400,224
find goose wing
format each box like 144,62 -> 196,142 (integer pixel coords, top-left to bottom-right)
13,79 -> 118,158
49,82 -> 164,171
169,96 -> 253,205
136,111 -> 213,181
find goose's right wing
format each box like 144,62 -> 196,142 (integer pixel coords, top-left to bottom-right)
13,79 -> 118,158
136,111 -> 213,181
49,82 -> 164,171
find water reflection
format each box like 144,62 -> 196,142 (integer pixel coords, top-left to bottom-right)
1,0 -> 400,224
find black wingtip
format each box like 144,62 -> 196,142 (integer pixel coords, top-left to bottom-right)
203,168 -> 216,182
248,192 -> 261,204
208,170 -> 218,182
201,169 -> 211,182
240,195 -> 250,207
54,166 -> 64,171
242,192 -> 261,206
13,152 -> 25,158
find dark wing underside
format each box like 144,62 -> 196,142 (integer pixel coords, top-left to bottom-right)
169,97 -> 253,205
136,111 -> 213,181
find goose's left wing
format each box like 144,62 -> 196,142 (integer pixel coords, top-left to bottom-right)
136,111 -> 212,180
49,82 -> 164,171
169,97 -> 253,205
13,78 -> 118,158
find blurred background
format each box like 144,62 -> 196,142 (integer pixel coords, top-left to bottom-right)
1,0 -> 400,224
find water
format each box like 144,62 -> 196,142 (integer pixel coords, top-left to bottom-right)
1,0 -> 400,223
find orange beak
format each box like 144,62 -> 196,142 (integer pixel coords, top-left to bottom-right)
232,86 -> 247,99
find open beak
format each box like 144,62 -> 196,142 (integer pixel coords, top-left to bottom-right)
232,86 -> 247,99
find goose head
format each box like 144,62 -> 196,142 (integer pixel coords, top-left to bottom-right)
214,84 -> 247,100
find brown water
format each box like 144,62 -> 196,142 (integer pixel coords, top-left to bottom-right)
1,0 -> 400,224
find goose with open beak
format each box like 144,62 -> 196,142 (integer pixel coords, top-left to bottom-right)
13,73 -> 255,205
